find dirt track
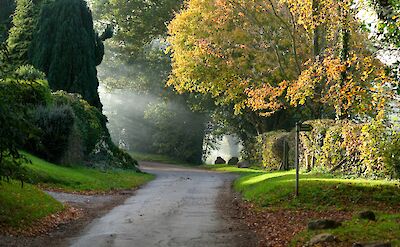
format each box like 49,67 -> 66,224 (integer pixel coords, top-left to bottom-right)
67,162 -> 255,247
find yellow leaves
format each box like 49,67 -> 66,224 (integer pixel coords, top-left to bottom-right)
168,0 -> 307,115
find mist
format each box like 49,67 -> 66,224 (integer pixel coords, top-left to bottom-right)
99,85 -> 161,152
204,134 -> 243,164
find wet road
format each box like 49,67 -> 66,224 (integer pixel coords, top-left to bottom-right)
69,162 -> 253,247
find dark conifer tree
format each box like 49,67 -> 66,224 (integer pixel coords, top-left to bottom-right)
31,0 -> 105,108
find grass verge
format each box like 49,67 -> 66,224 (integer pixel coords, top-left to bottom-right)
234,170 -> 400,211
0,181 -> 63,227
205,165 -> 400,245
23,153 -> 155,193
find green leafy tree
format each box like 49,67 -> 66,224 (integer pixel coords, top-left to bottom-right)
367,0 -> 400,93
92,0 -> 182,55
30,0 -> 105,108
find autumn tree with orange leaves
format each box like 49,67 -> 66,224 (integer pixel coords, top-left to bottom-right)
167,0 -> 311,118
168,0 -> 393,122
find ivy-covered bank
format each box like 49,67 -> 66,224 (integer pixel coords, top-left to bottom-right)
245,120 -> 400,179
1,65 -> 138,171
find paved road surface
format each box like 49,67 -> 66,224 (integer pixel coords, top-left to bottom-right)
68,162 -> 254,247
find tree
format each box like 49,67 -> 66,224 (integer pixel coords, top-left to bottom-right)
167,0 -> 310,117
0,0 -> 15,42
283,0 -> 393,119
91,0 -> 182,56
6,0 -> 42,67
30,0 -> 106,108
366,0 -> 400,93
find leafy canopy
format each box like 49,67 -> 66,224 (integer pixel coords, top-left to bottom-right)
168,0 -> 310,116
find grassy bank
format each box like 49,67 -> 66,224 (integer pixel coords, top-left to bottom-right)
0,181 -> 63,227
205,165 -> 400,245
0,153 -> 155,229
235,170 -> 400,211
24,153 -> 155,193
206,165 -> 400,210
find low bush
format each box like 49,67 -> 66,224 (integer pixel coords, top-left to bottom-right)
261,130 -> 295,170
32,104 -> 75,162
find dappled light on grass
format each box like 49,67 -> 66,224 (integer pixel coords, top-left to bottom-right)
23,153 -> 154,193
225,168 -> 400,211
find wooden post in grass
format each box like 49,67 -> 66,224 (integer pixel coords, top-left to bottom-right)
295,122 -> 313,197
295,122 -> 300,197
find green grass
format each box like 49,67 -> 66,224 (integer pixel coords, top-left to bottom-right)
0,180 -> 63,227
205,165 -> 400,246
234,170 -> 400,211
202,164 -> 264,174
292,213 -> 400,246
205,165 -> 400,211
130,151 -> 196,166
23,153 -> 155,193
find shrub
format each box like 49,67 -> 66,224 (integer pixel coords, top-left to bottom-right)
262,130 -> 294,170
51,91 -> 138,170
52,91 -> 105,155
32,104 -> 75,163
299,120 -> 399,178
0,80 -> 29,182
241,136 -> 263,165
385,131 -> 400,178
0,76 -> 52,106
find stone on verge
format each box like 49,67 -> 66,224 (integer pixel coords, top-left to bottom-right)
358,211 -> 376,221
308,219 -> 341,230
215,156 -> 226,164
237,161 -> 250,168
307,233 -> 337,246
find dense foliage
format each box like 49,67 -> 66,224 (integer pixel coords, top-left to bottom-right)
168,0 -> 309,116
91,0 -> 182,55
298,120 -> 400,178
1,0 -> 140,175
144,100 -> 207,164
51,91 -> 138,169
0,58 -> 50,182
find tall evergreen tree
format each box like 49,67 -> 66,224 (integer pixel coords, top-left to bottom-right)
30,0 -> 105,108
0,0 -> 15,42
6,0 -> 42,66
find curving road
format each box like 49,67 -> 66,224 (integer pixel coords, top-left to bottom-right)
68,162 -> 255,247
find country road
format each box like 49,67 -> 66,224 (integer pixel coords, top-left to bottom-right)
68,162 -> 255,247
